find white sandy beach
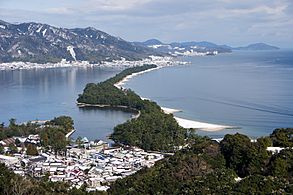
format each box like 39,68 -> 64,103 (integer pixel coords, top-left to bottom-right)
114,65 -> 235,132
114,66 -> 162,89
174,116 -> 233,131
65,129 -> 76,139
161,107 -> 181,114
160,107 -> 233,131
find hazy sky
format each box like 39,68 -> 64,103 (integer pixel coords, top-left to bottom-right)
0,0 -> 292,47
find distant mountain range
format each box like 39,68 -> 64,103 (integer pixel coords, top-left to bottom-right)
133,39 -> 232,56
134,39 -> 279,56
0,20 -> 158,63
0,20 -> 280,63
233,43 -> 280,50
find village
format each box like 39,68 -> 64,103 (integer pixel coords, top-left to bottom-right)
0,133 -> 165,192
0,55 -> 188,70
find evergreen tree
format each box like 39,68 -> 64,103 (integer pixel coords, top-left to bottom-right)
26,144 -> 38,156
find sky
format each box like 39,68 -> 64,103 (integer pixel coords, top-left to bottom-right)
0,0 -> 292,47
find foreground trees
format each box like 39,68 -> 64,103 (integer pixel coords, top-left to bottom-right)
111,100 -> 186,151
0,163 -> 102,195
270,128 -> 293,147
109,133 -> 293,194
220,133 -> 270,177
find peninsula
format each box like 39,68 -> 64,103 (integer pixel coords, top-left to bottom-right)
77,64 -> 187,151
77,63 -> 234,151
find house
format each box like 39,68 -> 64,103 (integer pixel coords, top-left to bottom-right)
0,154 -> 19,165
266,147 -> 284,154
50,175 -> 66,182
25,134 -> 40,145
87,177 -> 105,188
81,137 -> 89,143
1,137 -> 15,146
21,159 -> 30,167
29,156 -> 47,163
13,137 -> 27,144
102,147 -> 122,155
32,167 -> 43,177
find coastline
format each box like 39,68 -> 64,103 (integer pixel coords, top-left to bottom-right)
77,102 -> 141,119
65,129 -> 76,139
160,107 -> 235,131
114,66 -> 162,89
174,116 -> 235,131
0,56 -> 183,71
112,64 -> 235,132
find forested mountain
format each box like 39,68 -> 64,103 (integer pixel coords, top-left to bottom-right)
0,20 -> 158,63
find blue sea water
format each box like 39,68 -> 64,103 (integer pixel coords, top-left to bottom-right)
0,50 -> 292,139
0,67 -> 132,141
124,50 -> 293,138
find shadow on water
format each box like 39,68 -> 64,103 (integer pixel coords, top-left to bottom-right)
78,106 -> 139,116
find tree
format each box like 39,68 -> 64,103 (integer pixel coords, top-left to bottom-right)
270,128 -> 293,147
268,149 -> 293,177
257,136 -> 272,148
0,146 -> 4,154
9,118 -> 16,128
75,136 -> 83,148
40,132 -> 49,147
49,116 -> 74,132
15,138 -> 21,147
233,175 -> 287,194
9,174 -> 34,195
0,163 -> 15,194
26,144 -> 38,156
51,131 -> 67,155
8,143 -> 18,154
220,133 -> 269,177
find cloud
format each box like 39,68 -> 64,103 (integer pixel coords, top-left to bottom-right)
0,0 -> 292,47
230,4 -> 287,15
46,7 -> 75,14
77,0 -> 153,12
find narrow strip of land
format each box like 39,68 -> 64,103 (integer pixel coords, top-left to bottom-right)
77,64 -> 235,151
114,69 -> 236,131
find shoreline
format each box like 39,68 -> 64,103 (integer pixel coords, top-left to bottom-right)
174,116 -> 236,131
65,129 -> 76,139
77,102 -> 141,119
114,66 -> 162,89
160,107 -> 236,131
112,65 -> 236,132
0,56 -> 185,71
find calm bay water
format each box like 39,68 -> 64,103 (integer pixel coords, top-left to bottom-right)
0,67 -> 132,141
0,50 -> 292,140
125,50 -> 293,138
